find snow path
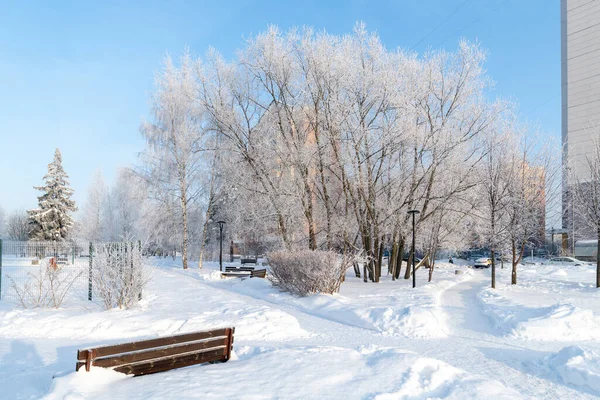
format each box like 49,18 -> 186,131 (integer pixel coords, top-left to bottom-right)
430,271 -> 599,399
188,268 -> 599,399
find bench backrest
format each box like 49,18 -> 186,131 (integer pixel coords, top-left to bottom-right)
76,327 -> 234,376
250,269 -> 267,278
240,258 -> 257,264
225,266 -> 254,272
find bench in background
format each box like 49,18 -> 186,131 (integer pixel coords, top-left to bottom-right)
250,269 -> 266,278
225,266 -> 255,273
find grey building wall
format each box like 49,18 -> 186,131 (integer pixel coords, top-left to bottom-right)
562,0 -> 600,182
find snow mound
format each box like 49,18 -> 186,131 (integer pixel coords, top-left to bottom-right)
549,269 -> 568,277
478,289 -> 517,333
43,367 -> 129,400
513,304 -> 600,341
374,357 -> 520,400
198,270 -> 225,281
547,346 -> 600,394
356,305 -> 446,338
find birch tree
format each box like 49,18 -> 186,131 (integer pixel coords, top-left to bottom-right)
569,131 -> 600,288
138,52 -> 207,269
80,170 -> 108,242
504,133 -> 557,285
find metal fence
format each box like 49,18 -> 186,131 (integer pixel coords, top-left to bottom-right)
0,240 -> 140,303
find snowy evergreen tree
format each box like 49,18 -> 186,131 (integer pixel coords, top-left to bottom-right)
28,149 -> 78,241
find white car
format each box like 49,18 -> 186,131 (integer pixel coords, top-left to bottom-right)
473,257 -> 492,268
544,257 -> 591,266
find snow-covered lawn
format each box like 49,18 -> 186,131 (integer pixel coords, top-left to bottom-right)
1,259 -> 599,399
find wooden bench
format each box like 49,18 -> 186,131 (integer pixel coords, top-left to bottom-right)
225,266 -> 255,273
76,327 -> 234,376
250,269 -> 267,278
240,258 -> 257,265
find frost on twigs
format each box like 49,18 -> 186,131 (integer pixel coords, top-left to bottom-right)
8,261 -> 82,309
268,250 -> 353,296
92,243 -> 150,310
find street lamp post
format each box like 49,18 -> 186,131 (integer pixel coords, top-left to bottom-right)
217,221 -> 226,272
551,227 -> 555,257
407,209 -> 420,289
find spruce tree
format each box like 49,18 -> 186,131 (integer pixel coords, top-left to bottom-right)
28,149 -> 77,241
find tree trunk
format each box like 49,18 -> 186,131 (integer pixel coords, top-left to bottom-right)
428,250 -> 437,282
511,241 -> 517,285
490,208 -> 496,289
597,230 -> 600,288
404,251 -> 413,280
377,240 -> 384,282
373,235 -> 379,282
353,262 -> 361,278
390,241 -> 398,280
394,239 -> 404,280
180,177 -> 189,270
491,247 -> 496,289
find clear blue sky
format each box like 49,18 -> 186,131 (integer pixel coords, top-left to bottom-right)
0,0 -> 560,214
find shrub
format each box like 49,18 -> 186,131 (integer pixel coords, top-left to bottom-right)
8,261 -> 82,309
92,243 -> 150,309
267,250 -> 352,296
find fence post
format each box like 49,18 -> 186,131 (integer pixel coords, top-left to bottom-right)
0,239 -> 3,300
88,242 -> 93,301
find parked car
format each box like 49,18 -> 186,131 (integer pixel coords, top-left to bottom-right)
473,257 -> 492,268
543,257 -> 591,267
402,256 -> 422,264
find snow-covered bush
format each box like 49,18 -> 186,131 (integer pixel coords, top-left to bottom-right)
92,243 -> 150,309
268,250 -> 352,296
8,261 -> 82,309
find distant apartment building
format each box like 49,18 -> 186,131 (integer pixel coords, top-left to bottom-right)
561,0 -> 600,238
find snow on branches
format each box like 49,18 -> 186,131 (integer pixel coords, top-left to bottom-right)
28,149 -> 77,241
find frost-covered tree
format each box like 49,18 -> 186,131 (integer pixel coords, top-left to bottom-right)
199,25 -> 498,282
0,205 -> 5,238
473,120 -> 515,289
28,149 -> 77,241
569,130 -> 600,288
7,210 -> 30,241
80,169 -> 108,242
137,52 -> 211,269
503,133 -> 557,285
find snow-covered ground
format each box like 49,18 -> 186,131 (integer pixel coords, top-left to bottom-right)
1,259 -> 599,399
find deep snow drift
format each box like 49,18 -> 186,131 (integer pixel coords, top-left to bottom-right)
1,259 -> 599,399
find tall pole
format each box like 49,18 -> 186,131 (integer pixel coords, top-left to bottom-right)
217,221 -> 226,272
407,210 -> 420,288
551,227 -> 555,256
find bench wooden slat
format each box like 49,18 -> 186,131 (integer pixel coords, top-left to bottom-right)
91,337 -> 228,368
77,328 -> 228,360
76,327 -> 234,376
114,347 -> 227,376
250,269 -> 266,278
225,266 -> 255,272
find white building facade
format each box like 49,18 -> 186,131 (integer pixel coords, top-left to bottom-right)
561,0 -> 600,181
